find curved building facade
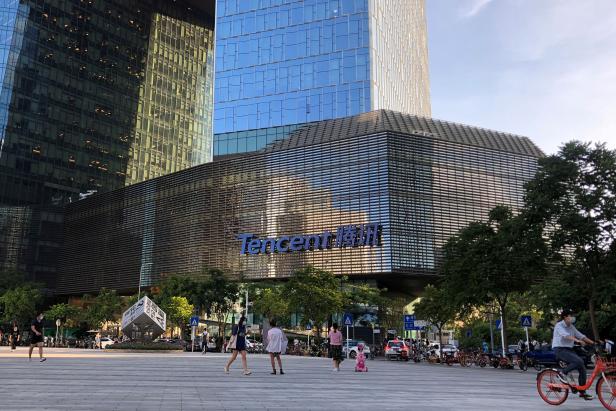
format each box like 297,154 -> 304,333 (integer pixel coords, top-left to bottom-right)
57,110 -> 542,295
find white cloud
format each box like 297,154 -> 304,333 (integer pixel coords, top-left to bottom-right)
460,0 -> 493,18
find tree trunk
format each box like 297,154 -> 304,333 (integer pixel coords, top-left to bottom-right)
588,298 -> 599,340
438,326 -> 443,362
499,303 -> 508,352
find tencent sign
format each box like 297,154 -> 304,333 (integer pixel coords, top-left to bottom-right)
238,223 -> 382,255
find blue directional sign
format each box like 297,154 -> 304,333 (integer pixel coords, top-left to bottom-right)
404,320 -> 415,331
404,314 -> 416,323
306,323 -> 312,330
343,312 -> 353,326
520,315 -> 532,328
189,316 -> 199,327
496,319 -> 502,330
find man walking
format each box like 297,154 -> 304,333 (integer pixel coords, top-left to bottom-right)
29,312 -> 46,362
552,310 -> 594,400
201,328 -> 209,355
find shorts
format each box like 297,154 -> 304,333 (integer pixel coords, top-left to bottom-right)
30,334 -> 43,345
330,345 -> 343,362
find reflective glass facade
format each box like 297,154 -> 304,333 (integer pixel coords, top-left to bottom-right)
0,0 -> 214,284
57,111 -> 542,295
213,0 -> 430,155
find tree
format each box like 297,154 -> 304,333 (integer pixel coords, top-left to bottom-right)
441,205 -> 546,349
251,283 -> 290,325
45,303 -> 81,345
161,296 -> 193,338
414,285 -> 456,357
0,284 -> 42,324
524,141 -> 616,339
83,288 -> 122,329
284,266 -> 345,341
201,268 -> 239,345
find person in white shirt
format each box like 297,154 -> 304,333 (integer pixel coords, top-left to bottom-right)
552,309 -> 595,400
266,319 -> 286,375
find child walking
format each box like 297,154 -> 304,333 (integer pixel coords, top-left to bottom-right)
266,319 -> 286,375
354,343 -> 368,372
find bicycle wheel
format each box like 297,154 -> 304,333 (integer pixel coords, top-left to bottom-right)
597,374 -> 616,411
537,369 -> 569,405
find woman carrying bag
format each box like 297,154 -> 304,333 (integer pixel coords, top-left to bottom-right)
224,315 -> 251,375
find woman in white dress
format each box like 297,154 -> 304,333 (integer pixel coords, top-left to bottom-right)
266,319 -> 286,375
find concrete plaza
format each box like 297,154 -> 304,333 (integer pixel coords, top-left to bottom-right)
0,348 -> 605,410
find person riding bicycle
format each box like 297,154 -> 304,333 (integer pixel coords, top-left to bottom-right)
552,309 -> 595,400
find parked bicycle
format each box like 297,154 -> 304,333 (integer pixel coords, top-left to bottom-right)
537,344 -> 616,410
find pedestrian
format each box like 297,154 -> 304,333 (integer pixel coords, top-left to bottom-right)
266,319 -> 286,375
28,312 -> 46,362
354,343 -> 368,372
224,315 -> 251,375
10,320 -> 19,350
95,332 -> 101,349
201,327 -> 209,355
328,323 -> 343,372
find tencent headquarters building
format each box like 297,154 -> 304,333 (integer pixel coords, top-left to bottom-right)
56,110 -> 542,295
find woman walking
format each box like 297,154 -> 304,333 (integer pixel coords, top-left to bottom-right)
266,319 -> 286,375
328,323 -> 343,371
224,315 -> 251,375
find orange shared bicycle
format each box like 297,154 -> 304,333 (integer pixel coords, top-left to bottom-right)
536,345 -> 616,410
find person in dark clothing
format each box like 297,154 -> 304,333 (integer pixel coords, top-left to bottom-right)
224,315 -> 251,375
28,312 -> 46,362
10,320 -> 19,350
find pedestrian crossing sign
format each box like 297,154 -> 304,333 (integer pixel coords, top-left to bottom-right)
520,315 -> 532,328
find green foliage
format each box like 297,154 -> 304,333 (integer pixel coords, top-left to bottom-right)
0,284 -> 42,324
414,285 -> 456,346
107,341 -> 183,351
284,266 -> 345,339
251,283 -> 290,325
523,141 -> 616,338
45,303 -> 81,327
377,295 -> 407,334
440,205 -> 545,347
161,296 -> 193,337
83,288 -> 122,329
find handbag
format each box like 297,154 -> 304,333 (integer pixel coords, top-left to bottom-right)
228,334 -> 237,351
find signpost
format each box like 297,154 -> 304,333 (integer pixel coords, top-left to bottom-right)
306,323 -> 312,347
520,315 -> 532,349
190,315 -> 199,352
343,313 -> 353,358
55,319 -> 61,347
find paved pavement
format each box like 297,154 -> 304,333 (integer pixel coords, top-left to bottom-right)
0,348 -> 606,410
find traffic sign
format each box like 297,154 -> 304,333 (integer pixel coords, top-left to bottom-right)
520,315 -> 532,328
404,320 -> 415,331
306,323 -> 312,330
496,319 -> 502,330
342,312 -> 353,326
465,329 -> 472,338
189,316 -> 199,327
404,314 -> 416,323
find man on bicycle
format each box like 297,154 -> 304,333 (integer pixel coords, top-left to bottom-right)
552,309 -> 594,400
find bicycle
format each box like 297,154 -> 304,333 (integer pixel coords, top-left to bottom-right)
536,344 -> 616,410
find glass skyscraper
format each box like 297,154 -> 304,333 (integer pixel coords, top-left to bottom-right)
0,0 -> 214,285
213,0 -> 431,155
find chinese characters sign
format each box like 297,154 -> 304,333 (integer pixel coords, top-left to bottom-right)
238,223 -> 382,255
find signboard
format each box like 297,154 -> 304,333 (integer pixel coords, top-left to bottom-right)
373,329 -> 381,334
306,323 -> 312,330
496,319 -> 502,330
404,315 -> 416,323
190,316 -> 199,327
520,315 -> 532,328
121,296 -> 166,338
342,313 -> 353,327
238,223 -> 382,255
414,320 -> 428,327
404,314 -> 421,331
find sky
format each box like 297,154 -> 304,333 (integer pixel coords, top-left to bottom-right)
426,0 -> 616,155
